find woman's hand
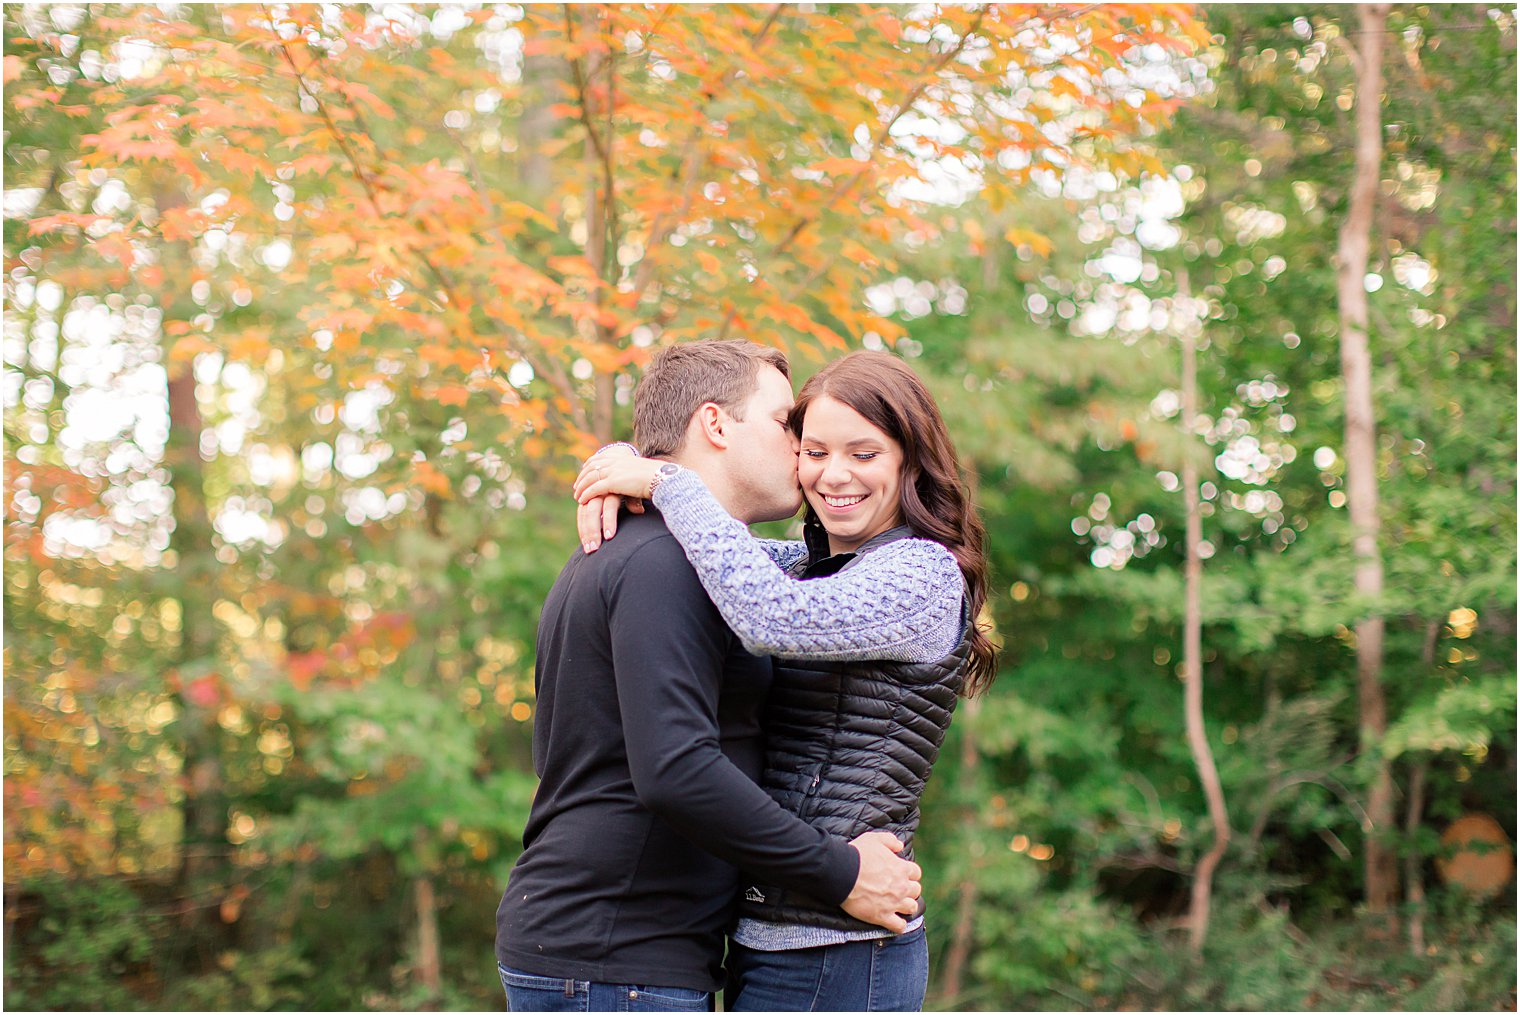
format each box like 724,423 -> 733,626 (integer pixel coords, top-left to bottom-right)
572,448 -> 658,553
575,454 -> 664,502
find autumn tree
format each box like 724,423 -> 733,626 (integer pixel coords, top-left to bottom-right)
6,3 -> 1209,1006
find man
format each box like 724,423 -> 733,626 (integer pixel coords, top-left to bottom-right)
495,341 -> 921,1011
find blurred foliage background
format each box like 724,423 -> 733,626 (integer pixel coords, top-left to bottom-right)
3,4 -> 1515,1011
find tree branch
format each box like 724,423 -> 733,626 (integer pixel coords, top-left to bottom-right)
563,4 -> 611,171
626,4 -> 787,307
262,7 -> 586,430
716,6 -> 988,340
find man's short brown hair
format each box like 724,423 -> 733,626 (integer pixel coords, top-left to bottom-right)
632,340 -> 791,458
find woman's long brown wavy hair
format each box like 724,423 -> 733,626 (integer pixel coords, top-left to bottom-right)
790,351 -> 997,696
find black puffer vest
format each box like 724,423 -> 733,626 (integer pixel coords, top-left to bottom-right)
739,523 -> 969,932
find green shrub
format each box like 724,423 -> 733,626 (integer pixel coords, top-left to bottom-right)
4,876 -> 164,1011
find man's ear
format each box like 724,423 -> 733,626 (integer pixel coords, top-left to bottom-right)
690,402 -> 730,450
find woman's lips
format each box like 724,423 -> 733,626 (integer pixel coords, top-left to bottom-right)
818,493 -> 866,512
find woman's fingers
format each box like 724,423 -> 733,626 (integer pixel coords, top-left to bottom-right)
573,449 -> 647,551
578,496 -> 605,553
575,460 -> 661,503
572,456 -> 610,498
600,494 -> 621,541
573,445 -> 639,498
576,478 -> 612,503
578,494 -> 640,552
572,461 -> 604,499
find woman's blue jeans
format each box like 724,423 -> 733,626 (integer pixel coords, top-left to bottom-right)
724,925 -> 929,1012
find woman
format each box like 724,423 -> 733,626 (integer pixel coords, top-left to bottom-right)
573,350 -> 996,1012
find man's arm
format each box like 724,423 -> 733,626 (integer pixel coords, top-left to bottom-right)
609,538 -> 919,930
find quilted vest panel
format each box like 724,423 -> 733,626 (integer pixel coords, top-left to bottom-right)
739,629 -> 969,931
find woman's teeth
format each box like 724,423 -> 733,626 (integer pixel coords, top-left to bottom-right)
823,494 -> 865,508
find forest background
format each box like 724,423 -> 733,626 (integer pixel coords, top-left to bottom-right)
3,3 -> 1515,1011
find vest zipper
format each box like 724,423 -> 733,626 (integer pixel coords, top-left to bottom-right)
798,765 -> 823,820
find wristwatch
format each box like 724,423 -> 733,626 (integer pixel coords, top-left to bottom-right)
646,462 -> 682,499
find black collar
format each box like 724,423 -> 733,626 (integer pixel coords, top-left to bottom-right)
798,516 -> 916,579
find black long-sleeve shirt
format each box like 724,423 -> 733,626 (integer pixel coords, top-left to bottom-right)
495,509 -> 859,991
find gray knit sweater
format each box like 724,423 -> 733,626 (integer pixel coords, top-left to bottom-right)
649,468 -> 964,951
649,468 -> 964,664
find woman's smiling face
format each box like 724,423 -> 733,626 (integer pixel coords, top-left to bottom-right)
797,395 -> 905,556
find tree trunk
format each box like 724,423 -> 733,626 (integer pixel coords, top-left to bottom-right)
939,696 -> 983,1001
1180,274 -> 1230,954
1337,2 -> 1398,920
414,874 -> 442,1005
167,370 -> 226,932
1403,759 -> 1428,956
517,50 -> 562,202
153,178 -> 230,962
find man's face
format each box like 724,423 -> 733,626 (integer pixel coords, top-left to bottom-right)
722,364 -> 803,524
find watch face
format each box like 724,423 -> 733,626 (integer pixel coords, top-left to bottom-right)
658,463 -> 680,476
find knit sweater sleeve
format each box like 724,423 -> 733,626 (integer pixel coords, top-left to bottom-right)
651,469 -> 964,663
757,538 -> 808,572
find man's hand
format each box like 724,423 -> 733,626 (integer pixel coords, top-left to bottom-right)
840,831 -> 922,933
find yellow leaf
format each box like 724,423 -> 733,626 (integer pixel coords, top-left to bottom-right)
1049,75 -> 1084,100
1005,227 -> 1054,258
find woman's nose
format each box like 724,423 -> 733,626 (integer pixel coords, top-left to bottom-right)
821,455 -> 851,485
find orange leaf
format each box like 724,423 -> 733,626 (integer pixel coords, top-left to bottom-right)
412,459 -> 452,498
28,212 -> 110,235
309,234 -> 356,260
159,207 -> 208,243
547,255 -> 596,278
434,384 -> 471,407
93,234 -> 137,269
808,156 -> 869,176
803,317 -> 848,351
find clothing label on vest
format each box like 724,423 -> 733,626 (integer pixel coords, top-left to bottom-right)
744,886 -> 766,903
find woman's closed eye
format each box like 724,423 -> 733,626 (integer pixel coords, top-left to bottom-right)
803,449 -> 880,461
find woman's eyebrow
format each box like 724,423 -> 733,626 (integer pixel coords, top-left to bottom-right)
800,436 -> 888,449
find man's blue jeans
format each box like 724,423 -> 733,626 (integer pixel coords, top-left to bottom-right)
498,964 -> 712,1012
724,925 -> 929,1012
